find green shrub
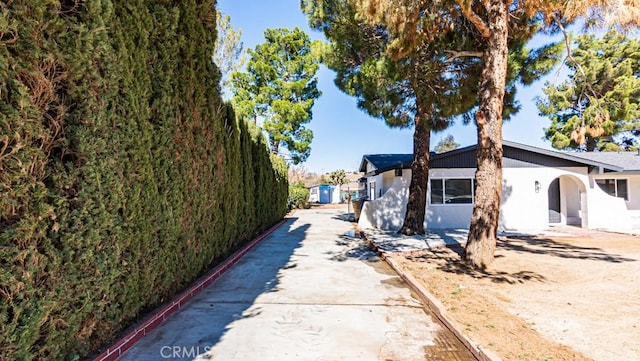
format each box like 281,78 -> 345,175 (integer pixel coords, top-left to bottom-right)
289,182 -> 310,209
0,1 -> 287,359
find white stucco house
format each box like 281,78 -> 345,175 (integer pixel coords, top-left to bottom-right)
358,141 -> 640,233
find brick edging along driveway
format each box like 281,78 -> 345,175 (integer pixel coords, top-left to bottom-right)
94,218 -> 288,361
363,233 -> 502,361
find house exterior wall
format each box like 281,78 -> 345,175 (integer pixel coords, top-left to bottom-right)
425,168 -> 475,229
584,180 -> 631,231
358,174 -> 411,230
590,173 -> 640,210
360,165 -> 635,232
586,173 -> 640,231
500,167 -> 587,231
382,171 -> 396,195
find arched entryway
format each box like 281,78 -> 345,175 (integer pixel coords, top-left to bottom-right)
548,175 -> 587,227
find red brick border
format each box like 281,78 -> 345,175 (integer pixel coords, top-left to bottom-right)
363,234 -> 502,361
94,219 -> 288,361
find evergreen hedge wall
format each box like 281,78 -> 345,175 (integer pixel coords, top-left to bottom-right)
0,1 -> 288,359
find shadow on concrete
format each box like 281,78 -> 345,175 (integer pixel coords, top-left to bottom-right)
498,236 -> 637,263
119,217 -> 309,361
331,212 -> 355,222
366,229 -> 467,254
326,233 -> 378,262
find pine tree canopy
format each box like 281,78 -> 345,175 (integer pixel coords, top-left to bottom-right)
538,31 -> 640,151
231,27 -> 321,164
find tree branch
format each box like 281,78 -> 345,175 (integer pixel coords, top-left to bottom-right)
444,50 -> 483,62
556,19 -> 604,126
455,0 -> 491,39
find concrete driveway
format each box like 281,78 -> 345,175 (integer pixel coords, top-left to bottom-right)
119,208 -> 474,361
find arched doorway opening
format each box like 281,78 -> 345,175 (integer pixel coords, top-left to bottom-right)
548,175 -> 587,227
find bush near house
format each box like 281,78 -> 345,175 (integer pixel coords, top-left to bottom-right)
289,181 -> 311,209
0,1 -> 287,360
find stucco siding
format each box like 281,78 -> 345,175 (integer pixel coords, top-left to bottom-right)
629,176 -> 640,210
585,182 -> 631,231
382,171 -> 396,195
358,174 -> 411,230
500,167 -> 588,231
360,163 -> 636,232
425,168 -> 475,228
590,173 -> 640,210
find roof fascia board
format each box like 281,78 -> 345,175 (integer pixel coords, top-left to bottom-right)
502,141 -> 623,172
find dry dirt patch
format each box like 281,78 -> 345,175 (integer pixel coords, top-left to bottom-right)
390,232 -> 640,361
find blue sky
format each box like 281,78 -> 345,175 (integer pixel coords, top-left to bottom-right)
218,0 -> 566,174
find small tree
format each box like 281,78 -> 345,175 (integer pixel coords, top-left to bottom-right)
538,31 -> 640,151
231,28 -> 322,164
434,134 -> 460,153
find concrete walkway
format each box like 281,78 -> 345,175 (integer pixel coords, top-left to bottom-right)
119,208 -> 474,361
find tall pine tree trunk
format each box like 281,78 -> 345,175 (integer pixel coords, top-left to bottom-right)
399,103 -> 431,235
463,0 -> 508,269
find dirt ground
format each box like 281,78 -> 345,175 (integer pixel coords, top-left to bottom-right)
391,229 -> 640,361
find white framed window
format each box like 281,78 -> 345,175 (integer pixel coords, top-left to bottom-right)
430,178 -> 474,204
394,168 -> 403,177
595,179 -> 628,201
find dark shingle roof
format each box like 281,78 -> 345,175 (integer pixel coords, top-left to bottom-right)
359,154 -> 413,175
359,141 -> 637,174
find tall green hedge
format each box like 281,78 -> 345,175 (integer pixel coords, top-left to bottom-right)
0,1 -> 288,359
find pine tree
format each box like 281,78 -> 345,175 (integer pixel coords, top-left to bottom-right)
303,0 -> 484,234
231,28 -> 321,164
352,0 -> 638,268
306,0 -> 562,235
538,31 -> 640,151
